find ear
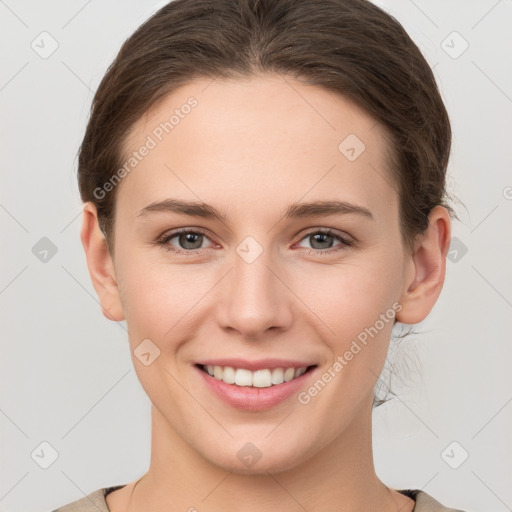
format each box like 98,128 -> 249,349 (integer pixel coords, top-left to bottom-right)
396,205 -> 451,324
80,202 -> 125,322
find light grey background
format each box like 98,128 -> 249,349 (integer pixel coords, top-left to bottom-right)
1,1 -> 511,511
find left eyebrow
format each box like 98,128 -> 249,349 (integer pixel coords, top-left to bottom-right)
282,200 -> 374,220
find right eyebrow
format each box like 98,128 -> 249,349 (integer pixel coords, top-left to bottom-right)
136,199 -> 227,221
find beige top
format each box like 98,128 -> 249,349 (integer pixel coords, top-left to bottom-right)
52,485 -> 468,511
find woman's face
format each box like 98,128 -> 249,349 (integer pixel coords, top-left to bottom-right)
100,74 -> 417,473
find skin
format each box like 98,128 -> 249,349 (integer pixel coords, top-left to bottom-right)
81,74 -> 451,512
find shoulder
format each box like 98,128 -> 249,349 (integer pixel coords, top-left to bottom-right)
399,489 -> 469,512
51,486 -> 470,512
51,485 -> 124,512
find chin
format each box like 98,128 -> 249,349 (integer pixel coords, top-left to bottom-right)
200,439 -> 311,476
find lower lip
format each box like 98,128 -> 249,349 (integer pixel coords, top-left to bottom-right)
195,365 -> 316,411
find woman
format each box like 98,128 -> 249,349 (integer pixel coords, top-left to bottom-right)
54,0 -> 467,510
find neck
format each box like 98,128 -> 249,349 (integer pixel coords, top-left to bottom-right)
125,399 -> 407,512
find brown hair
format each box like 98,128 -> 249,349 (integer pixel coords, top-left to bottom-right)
77,0 -> 452,255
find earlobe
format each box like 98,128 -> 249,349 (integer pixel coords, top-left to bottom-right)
396,206 -> 451,325
80,202 -> 125,322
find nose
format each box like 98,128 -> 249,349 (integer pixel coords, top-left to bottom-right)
218,247 -> 293,339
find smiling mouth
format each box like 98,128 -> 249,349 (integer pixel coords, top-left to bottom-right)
196,363 -> 317,388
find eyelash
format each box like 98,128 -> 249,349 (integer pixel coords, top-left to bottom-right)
155,227 -> 354,256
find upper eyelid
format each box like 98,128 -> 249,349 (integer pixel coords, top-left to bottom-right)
159,227 -> 216,244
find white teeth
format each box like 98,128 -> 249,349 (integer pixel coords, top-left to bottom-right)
222,366 -> 236,384
284,367 -> 295,382
271,367 -> 284,385
234,368 -> 253,386
203,365 -> 310,387
295,367 -> 307,377
252,369 -> 272,388
213,365 -> 223,379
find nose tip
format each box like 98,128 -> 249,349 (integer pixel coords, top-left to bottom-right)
219,254 -> 293,338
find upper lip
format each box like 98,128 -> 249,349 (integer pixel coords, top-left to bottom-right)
195,358 -> 317,372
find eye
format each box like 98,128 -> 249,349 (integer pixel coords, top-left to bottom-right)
295,229 -> 354,254
156,229 -> 216,255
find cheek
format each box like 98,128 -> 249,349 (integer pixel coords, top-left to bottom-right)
292,259 -> 402,419
292,252 -> 403,344
115,251 -> 217,343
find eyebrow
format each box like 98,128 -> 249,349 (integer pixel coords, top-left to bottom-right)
136,199 -> 374,221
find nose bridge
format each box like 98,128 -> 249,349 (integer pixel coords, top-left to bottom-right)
220,238 -> 292,336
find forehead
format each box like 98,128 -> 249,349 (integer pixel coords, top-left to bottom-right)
117,74 -> 398,222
